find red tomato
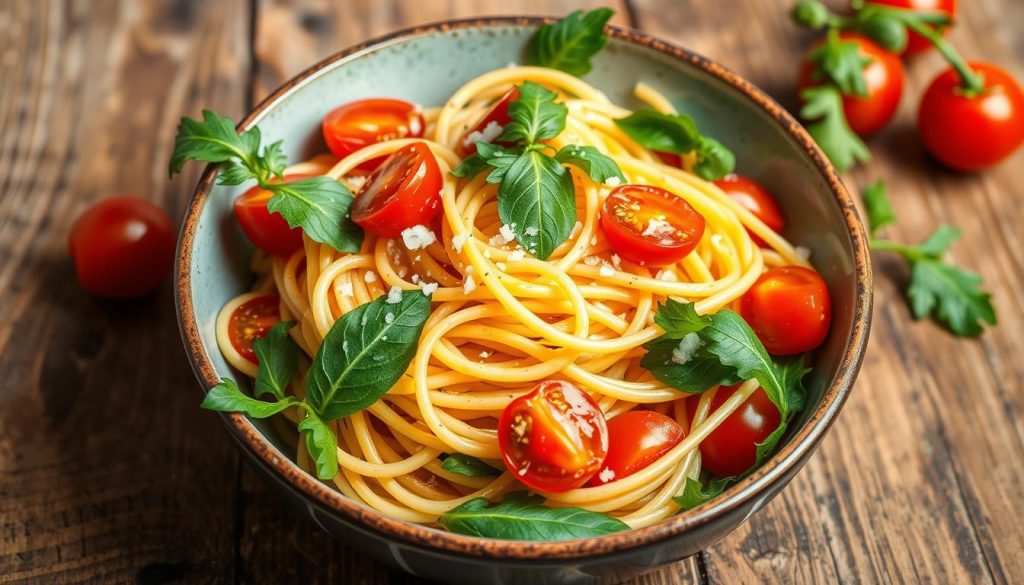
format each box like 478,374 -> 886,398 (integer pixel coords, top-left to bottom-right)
918,62 -> 1024,171
456,87 -> 520,157
714,174 -> 785,247
228,294 -> 281,364
699,385 -> 781,477
588,411 -> 684,486
322,98 -> 425,170
233,174 -> 310,257
68,196 -> 176,299
350,142 -> 443,239
654,151 -> 683,168
867,0 -> 957,56
740,266 -> 832,356
599,184 -> 706,267
798,33 -> 905,136
498,380 -> 608,492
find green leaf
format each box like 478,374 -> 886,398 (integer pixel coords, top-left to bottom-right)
806,34 -> 872,97
907,257 -> 996,337
266,177 -> 363,254
451,153 -> 489,178
554,145 -> 625,184
615,110 -> 700,155
441,454 -> 502,477
800,86 -> 871,172
701,311 -> 791,417
477,142 -> 522,184
200,378 -> 299,418
438,495 -> 629,540
862,180 -> 895,236
306,290 -> 432,421
693,135 -> 736,181
298,406 -> 339,480
753,357 -> 810,463
652,298 -> 713,338
498,82 -> 568,146
640,335 -> 741,393
674,476 -> 734,511
524,8 -> 615,77
496,150 -> 576,260
169,110 -> 283,181
252,321 -> 299,401
858,10 -> 908,53
916,225 -> 960,258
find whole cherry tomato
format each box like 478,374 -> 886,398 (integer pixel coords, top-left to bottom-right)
740,266 -> 832,356
498,380 -> 608,493
227,294 -> 281,364
233,174 -> 310,257
714,174 -> 785,247
798,33 -> 905,136
456,87 -> 520,157
600,184 -> 706,267
918,62 -> 1024,171
867,0 -> 957,57
69,196 -> 176,299
588,410 -> 684,486
322,98 -> 425,170
350,142 -> 443,239
699,384 -> 781,477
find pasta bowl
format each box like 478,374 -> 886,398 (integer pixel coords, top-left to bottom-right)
175,16 -> 872,584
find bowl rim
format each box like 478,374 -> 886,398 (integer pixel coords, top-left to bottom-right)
175,15 -> 872,561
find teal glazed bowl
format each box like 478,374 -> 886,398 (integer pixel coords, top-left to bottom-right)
176,16 -> 872,585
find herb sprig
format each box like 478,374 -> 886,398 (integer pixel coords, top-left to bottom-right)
438,492 -> 628,540
614,110 -> 736,181
525,8 -> 615,76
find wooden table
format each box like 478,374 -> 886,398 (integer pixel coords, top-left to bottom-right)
2,0 -> 1021,583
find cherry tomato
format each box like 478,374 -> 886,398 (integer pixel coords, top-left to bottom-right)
228,294 -> 281,364
350,142 -> 443,239
740,266 -> 832,356
68,196 -> 176,299
456,87 -> 520,157
654,151 -> 683,168
699,384 -> 781,477
588,411 -> 684,486
918,62 -> 1024,171
498,380 -> 608,492
798,33 -> 905,136
322,98 -> 425,170
599,184 -> 706,267
867,0 -> 957,57
233,174 -> 310,257
714,174 -> 785,247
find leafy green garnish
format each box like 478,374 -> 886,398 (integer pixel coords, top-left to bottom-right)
497,81 -> 568,145
554,145 -> 626,184
861,179 -> 895,236
805,32 -> 872,97
297,406 -> 339,480
438,493 -> 629,540
497,150 -> 576,260
674,476 -> 733,511
524,8 -> 615,77
799,85 -> 870,172
252,321 -> 299,401
201,378 -> 300,418
441,454 -> 502,477
614,110 -> 735,180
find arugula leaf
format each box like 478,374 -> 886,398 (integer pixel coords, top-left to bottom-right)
201,378 -> 299,418
497,82 -> 568,146
265,177 -> 362,253
496,150 -> 576,260
907,252 -> 995,336
916,225 -> 960,257
554,145 -> 625,184
441,454 -> 502,477
298,406 -> 339,480
805,33 -> 872,97
754,357 -> 811,462
438,494 -> 629,540
306,290 -> 432,421
614,110 -> 735,180
862,180 -> 895,236
799,86 -> 871,171
252,321 -> 299,400
674,476 -> 734,510
524,8 -> 615,77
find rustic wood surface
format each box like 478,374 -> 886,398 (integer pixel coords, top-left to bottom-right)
1,0 -> 1021,583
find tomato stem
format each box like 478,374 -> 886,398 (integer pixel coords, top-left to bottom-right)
899,18 -> 986,95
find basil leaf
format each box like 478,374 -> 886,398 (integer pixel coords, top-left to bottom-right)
298,406 -> 339,480
438,495 -> 629,540
861,179 -> 895,236
615,110 -> 700,154
799,85 -> 870,171
441,454 -> 502,477
169,110 -> 284,181
252,321 -> 299,400
674,476 -> 734,511
200,378 -> 299,418
477,142 -> 521,184
700,311 -> 790,417
640,336 -> 741,393
524,8 -> 614,77
554,145 -> 625,184
451,153 -> 489,178
498,82 -> 568,146
693,135 -> 736,181
266,177 -> 363,254
496,150 -> 576,260
306,290 -> 432,421
652,298 -> 712,338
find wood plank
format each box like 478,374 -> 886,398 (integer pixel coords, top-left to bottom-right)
632,0 -> 1024,582
0,0 -> 250,582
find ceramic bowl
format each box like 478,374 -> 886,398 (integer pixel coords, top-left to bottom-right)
175,16 -> 872,585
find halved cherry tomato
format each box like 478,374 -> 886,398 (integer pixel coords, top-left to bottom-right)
918,62 -> 1024,171
322,98 -> 425,170
456,87 -> 520,157
228,294 -> 281,364
699,384 -> 781,477
798,33 -> 905,136
714,174 -> 785,247
867,0 -> 957,57
233,174 -> 310,257
69,196 -> 176,299
498,380 -> 608,493
655,151 -> 684,168
350,142 -> 443,239
740,266 -> 832,356
599,184 -> 706,267
588,411 -> 684,486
